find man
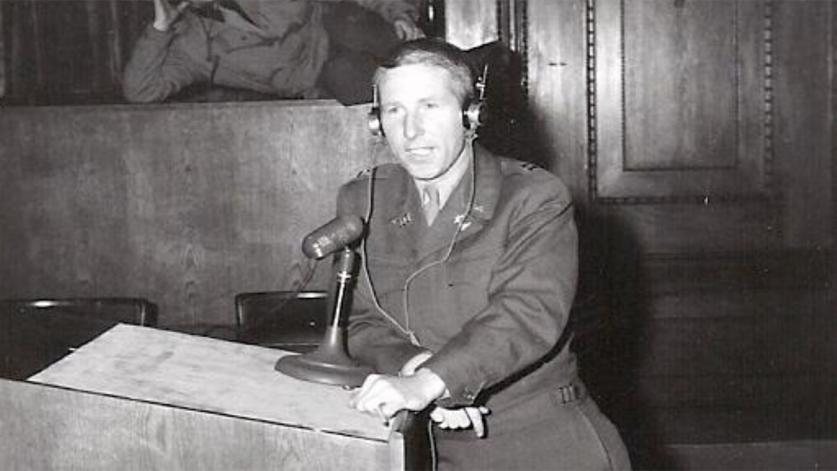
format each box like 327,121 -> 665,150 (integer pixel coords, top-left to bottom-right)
341,39 -> 630,470
123,0 -> 423,103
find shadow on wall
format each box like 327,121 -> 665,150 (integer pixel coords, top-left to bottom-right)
572,207 -> 675,470
467,42 -> 672,468
463,41 -> 550,169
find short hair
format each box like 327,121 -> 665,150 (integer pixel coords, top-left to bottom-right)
373,39 -> 475,106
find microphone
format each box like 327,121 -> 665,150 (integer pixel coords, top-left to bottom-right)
301,215 -> 365,259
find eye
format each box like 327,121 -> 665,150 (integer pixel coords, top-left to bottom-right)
383,105 -> 401,116
422,101 -> 439,110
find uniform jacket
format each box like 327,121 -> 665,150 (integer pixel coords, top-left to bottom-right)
122,0 -> 418,103
338,144 -> 580,414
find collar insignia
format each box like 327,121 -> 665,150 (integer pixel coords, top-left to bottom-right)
391,212 -> 413,227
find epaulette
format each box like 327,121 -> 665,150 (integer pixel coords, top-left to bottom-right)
352,162 -> 401,181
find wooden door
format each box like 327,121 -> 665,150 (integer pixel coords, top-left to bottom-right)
450,0 -> 835,460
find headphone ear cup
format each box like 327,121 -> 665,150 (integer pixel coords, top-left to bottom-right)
462,101 -> 486,131
368,107 -> 384,136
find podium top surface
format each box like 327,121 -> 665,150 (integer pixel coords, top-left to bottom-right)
29,324 -> 389,442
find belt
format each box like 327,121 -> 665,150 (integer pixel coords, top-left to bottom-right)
434,382 -> 590,439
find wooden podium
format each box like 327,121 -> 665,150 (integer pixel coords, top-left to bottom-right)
0,324 -> 426,470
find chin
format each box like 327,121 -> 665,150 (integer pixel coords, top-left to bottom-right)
407,169 -> 436,180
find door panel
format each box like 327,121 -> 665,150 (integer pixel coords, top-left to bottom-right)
595,0 -> 770,203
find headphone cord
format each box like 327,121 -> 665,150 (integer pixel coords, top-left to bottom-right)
360,141 -> 478,346
360,141 -> 478,470
360,167 -> 416,341
400,139 -> 477,342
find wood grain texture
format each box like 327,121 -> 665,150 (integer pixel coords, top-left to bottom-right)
0,378 -> 391,470
0,4 -> 5,99
623,1 -> 738,170
774,1 -> 834,247
601,202 -> 780,254
594,0 -> 767,199
0,0 -> 148,105
0,101 -> 392,325
526,0 -> 589,200
29,324 -> 391,442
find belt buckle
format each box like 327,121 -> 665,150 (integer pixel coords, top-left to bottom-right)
557,384 -> 581,404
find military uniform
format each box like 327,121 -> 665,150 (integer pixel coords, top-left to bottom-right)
339,145 -> 630,470
122,0 -> 419,103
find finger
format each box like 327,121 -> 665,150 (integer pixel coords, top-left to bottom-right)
375,404 -> 390,426
429,407 -> 445,423
465,407 -> 485,438
452,410 -> 470,428
439,409 -> 468,429
394,24 -> 407,41
348,374 -> 380,408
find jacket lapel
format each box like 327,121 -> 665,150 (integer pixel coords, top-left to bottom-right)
415,144 -> 503,261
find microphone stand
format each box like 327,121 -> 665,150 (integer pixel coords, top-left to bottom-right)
275,247 -> 373,387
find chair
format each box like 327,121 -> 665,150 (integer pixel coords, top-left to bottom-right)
234,291 -> 328,353
0,297 -> 157,326
0,297 -> 158,380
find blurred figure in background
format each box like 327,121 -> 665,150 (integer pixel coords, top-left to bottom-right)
123,0 -> 424,104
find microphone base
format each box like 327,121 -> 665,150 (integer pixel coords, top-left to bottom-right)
275,343 -> 373,388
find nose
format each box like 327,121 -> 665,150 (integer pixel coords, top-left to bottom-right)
403,110 -> 423,139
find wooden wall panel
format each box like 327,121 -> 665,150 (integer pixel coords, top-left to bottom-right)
774,1 -> 834,247
594,0 -> 768,199
624,1 -> 738,170
0,101 -> 392,326
0,0 -> 149,105
526,0 -> 589,197
520,0 -> 834,454
0,3 -> 5,99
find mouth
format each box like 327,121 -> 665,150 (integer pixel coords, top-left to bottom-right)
405,146 -> 434,158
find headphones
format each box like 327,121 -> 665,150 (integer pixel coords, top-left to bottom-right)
367,65 -> 489,137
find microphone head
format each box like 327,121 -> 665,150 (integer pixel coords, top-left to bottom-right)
301,215 -> 365,259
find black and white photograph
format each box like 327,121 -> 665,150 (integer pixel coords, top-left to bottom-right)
0,1 -> 834,470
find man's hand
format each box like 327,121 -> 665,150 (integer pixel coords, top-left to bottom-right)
152,0 -> 190,32
350,368 -> 446,425
430,405 -> 490,438
392,18 -> 425,41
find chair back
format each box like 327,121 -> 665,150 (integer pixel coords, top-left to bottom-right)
0,297 -> 157,326
235,291 -> 328,353
0,297 -> 158,380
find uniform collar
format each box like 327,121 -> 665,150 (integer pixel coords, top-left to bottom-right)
377,143 -> 503,259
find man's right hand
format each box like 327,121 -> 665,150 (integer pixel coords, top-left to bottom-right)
152,0 -> 190,32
